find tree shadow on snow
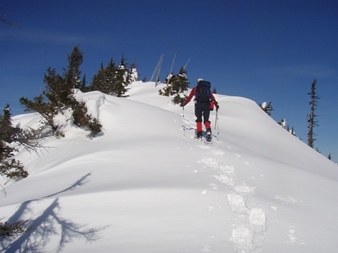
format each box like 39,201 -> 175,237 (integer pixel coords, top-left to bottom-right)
0,173 -> 106,252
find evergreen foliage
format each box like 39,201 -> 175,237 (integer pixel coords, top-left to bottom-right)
80,74 -> 87,91
129,63 -> 139,83
260,102 -> 273,116
307,79 -> 320,148
277,118 -> 296,137
159,67 -> 189,104
278,118 -> 287,129
90,56 -> 133,97
20,46 -> 102,137
0,105 -> 28,180
64,45 -> 83,89
70,100 -> 102,137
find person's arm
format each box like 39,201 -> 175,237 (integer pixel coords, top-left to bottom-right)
210,92 -> 219,111
182,87 -> 196,106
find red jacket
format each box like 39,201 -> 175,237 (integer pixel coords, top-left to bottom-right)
183,86 -> 217,106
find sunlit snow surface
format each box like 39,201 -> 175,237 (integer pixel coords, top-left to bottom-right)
1,81 -> 338,253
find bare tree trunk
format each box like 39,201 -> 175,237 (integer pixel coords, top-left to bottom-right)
307,79 -> 319,148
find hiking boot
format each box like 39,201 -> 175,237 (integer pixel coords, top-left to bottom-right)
196,131 -> 202,139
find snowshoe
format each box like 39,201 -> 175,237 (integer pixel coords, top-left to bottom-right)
205,128 -> 212,142
205,132 -> 212,142
196,131 -> 203,139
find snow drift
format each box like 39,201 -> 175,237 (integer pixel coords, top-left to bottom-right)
1,81 -> 338,253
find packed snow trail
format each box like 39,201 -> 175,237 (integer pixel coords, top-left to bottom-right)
183,115 -> 266,253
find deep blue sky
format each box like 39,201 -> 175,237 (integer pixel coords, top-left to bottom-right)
1,0 -> 337,161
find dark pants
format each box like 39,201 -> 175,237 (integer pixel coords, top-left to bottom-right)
195,102 -> 210,123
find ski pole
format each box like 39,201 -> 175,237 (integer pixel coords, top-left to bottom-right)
215,110 -> 219,135
182,106 -> 186,137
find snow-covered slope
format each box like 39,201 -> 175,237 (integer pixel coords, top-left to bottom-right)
1,81 -> 338,253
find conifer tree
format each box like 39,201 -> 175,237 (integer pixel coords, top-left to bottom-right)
43,67 -> 69,107
307,79 -> 320,148
129,63 -> 139,83
91,56 -> 130,97
114,55 -> 130,97
1,104 -> 13,141
172,67 -> 189,94
106,59 -> 118,95
0,104 -> 28,180
260,102 -> 273,116
80,74 -> 87,91
22,46 -> 84,113
20,46 -> 102,137
159,66 -> 190,104
92,61 -> 112,94
66,46 -> 83,88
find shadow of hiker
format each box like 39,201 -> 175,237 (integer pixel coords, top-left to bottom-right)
1,173 -> 107,252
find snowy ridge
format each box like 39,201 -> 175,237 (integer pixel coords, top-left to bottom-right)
1,81 -> 338,253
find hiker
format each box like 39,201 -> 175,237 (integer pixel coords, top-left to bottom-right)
181,78 -> 219,140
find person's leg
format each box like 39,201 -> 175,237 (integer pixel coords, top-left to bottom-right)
195,104 -> 203,138
202,104 -> 212,140
202,104 -> 211,132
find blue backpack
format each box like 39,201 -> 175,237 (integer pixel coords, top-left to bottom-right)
195,80 -> 211,102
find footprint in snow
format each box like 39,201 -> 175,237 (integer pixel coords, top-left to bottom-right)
212,148 -> 225,156
227,193 -> 249,214
249,208 -> 266,234
230,224 -> 253,253
201,157 -> 218,169
287,224 -> 304,245
230,209 -> 267,253
234,184 -> 255,196
214,174 -> 235,187
219,164 -> 235,175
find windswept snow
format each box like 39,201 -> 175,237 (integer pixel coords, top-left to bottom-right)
1,81 -> 338,252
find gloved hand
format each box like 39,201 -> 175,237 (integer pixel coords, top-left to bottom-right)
180,101 -> 185,107
215,103 -> 219,111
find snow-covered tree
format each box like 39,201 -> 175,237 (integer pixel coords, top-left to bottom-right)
278,118 -> 287,129
114,56 -> 130,97
260,101 -> 273,116
159,67 -> 189,104
129,64 -> 138,83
